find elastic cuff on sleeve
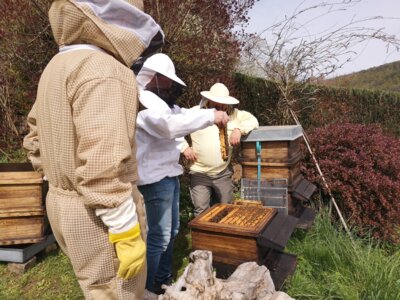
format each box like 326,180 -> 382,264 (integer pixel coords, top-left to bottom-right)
109,223 -> 141,243
181,144 -> 189,153
95,196 -> 138,234
209,108 -> 215,124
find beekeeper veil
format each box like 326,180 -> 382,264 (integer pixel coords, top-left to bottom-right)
136,53 -> 186,108
49,0 -> 164,67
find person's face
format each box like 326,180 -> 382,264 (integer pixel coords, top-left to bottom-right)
147,73 -> 173,91
206,99 -> 229,112
145,73 -> 183,108
145,73 -> 173,101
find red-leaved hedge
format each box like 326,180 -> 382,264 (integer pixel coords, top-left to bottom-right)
302,123 -> 400,243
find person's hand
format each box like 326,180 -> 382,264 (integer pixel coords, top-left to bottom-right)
230,128 -> 242,146
109,223 -> 146,280
183,147 -> 197,162
214,110 -> 229,128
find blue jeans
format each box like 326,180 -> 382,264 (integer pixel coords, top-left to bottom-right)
138,176 -> 180,292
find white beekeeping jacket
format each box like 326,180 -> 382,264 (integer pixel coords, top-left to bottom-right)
135,90 -> 214,185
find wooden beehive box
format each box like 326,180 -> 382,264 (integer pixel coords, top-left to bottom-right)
240,125 -> 303,190
0,163 -> 47,245
189,204 -> 277,266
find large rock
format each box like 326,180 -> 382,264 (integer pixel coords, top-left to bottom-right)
160,250 -> 294,300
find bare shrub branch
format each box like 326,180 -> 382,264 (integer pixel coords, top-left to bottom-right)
0,85 -> 19,136
238,0 -> 400,123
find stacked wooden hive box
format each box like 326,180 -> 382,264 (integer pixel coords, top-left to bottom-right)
240,125 -> 316,216
189,203 -> 298,289
189,125 -> 317,288
0,163 -> 48,246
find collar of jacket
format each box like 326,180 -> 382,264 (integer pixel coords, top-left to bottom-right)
58,44 -> 106,54
139,90 -> 179,113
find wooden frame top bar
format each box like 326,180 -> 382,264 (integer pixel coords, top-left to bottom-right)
189,204 -> 277,237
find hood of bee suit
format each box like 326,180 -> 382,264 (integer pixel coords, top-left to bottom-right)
49,0 -> 164,67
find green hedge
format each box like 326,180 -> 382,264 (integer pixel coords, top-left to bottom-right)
234,73 -> 400,137
233,73 -> 281,125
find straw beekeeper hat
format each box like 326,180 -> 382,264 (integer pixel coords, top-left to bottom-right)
200,83 -> 239,105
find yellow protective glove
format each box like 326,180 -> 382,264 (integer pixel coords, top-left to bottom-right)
109,223 -> 146,280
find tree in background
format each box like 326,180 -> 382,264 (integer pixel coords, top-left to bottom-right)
0,0 -> 256,156
0,0 -> 55,157
237,1 -> 400,238
145,0 -> 257,107
238,0 -> 400,124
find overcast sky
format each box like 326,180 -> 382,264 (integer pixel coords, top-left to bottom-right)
243,0 -> 400,76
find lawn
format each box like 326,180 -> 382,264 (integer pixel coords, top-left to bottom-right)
1,154 -> 399,299
0,226 -> 193,300
1,210 -> 399,299
285,212 -> 400,300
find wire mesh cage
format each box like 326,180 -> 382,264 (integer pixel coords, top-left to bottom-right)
240,178 -> 288,214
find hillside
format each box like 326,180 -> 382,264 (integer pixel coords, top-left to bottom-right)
321,60 -> 400,93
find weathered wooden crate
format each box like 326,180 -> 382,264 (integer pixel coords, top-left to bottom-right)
0,163 -> 47,245
240,125 -> 303,190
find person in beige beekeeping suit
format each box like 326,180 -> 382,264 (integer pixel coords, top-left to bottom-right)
23,0 -> 163,299
182,83 -> 259,216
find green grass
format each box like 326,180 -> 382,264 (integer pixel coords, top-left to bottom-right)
172,226 -> 192,279
0,149 -> 27,163
0,227 -> 191,300
2,212 -> 398,300
0,178 -> 398,299
0,249 -> 82,299
285,211 -> 400,300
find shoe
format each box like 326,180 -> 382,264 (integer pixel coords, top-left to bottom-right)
153,279 -> 173,295
143,289 -> 158,300
152,282 -> 166,295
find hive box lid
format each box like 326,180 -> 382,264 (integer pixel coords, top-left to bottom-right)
241,125 -> 303,142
